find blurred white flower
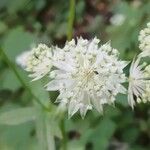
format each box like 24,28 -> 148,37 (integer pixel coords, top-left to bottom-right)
46,37 -> 127,118
138,22 -> 150,57
128,57 -> 150,108
16,50 -> 31,68
26,43 -> 52,81
110,14 -> 126,26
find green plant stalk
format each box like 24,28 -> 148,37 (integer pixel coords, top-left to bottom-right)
0,48 -> 50,111
67,0 -> 75,40
60,119 -> 67,150
45,114 -> 55,150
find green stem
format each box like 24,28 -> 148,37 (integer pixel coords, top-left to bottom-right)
45,114 -> 55,150
0,48 -> 50,111
60,119 -> 67,150
67,0 -> 75,40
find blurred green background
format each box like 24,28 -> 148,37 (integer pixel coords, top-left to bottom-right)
0,0 -> 150,150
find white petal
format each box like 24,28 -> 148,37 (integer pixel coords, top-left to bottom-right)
118,85 -> 127,94
128,83 -> 135,109
46,80 -> 62,91
68,101 -> 80,118
53,61 -> 74,72
92,95 -> 103,113
80,104 -> 92,119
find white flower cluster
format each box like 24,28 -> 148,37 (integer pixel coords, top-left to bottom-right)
128,57 -> 150,108
138,22 -> 150,57
47,37 -> 127,118
16,24 -> 150,118
26,44 -> 52,81
127,23 -> 150,108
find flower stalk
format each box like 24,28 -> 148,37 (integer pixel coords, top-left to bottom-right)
67,0 -> 75,40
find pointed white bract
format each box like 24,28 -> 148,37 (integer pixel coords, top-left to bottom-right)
128,56 -> 150,108
138,22 -> 150,57
26,44 -> 52,81
46,37 -> 127,118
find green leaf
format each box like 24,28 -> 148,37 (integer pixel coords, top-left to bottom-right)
1,69 -> 21,91
3,26 -> 37,61
67,140 -> 84,150
35,107 -> 47,150
0,107 -> 36,125
35,106 -> 56,150
45,114 -> 55,150
86,118 -> 116,150
104,105 -> 121,117
0,21 -> 7,34
46,112 -> 62,139
0,121 -> 36,150
0,0 -> 9,9
6,0 -> 31,13
31,80 -> 51,107
122,127 -> 139,144
116,94 -> 128,107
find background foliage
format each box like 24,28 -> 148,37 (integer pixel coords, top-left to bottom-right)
0,0 -> 150,150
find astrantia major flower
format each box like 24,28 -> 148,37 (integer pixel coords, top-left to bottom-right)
128,56 -> 150,109
138,22 -> 150,57
26,44 -> 52,81
46,37 -> 127,118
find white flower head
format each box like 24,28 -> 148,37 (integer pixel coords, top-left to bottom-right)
138,22 -> 150,57
26,43 -> 52,81
16,50 -> 31,68
46,37 -> 127,118
110,14 -> 126,26
128,57 -> 150,108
